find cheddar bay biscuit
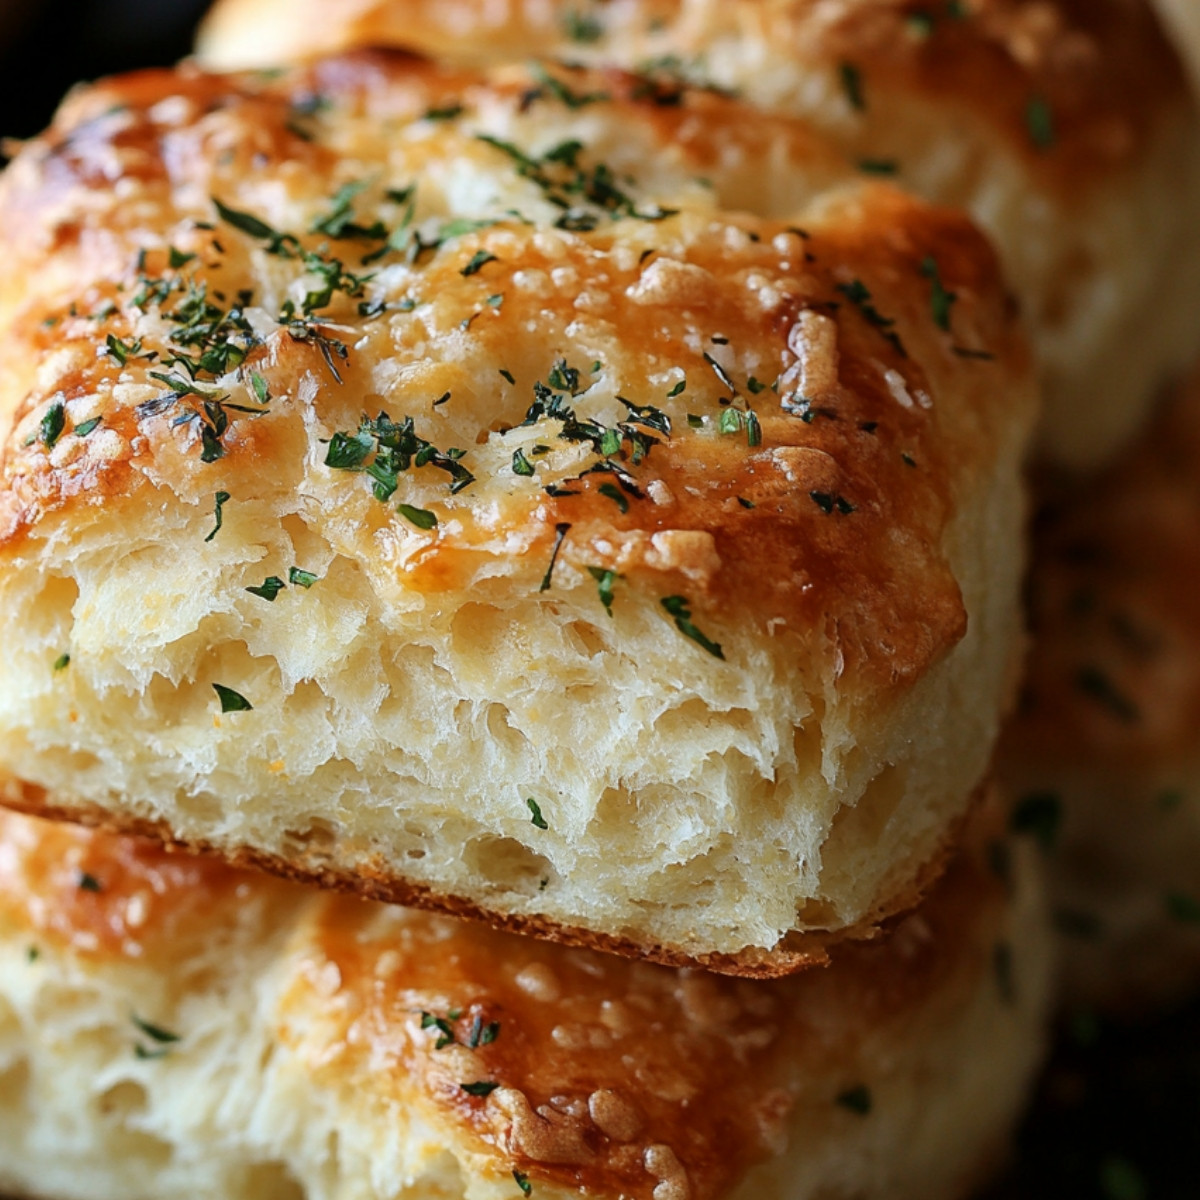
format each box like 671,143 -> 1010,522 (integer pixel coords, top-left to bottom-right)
0,801 -> 1052,1200
1000,365 -> 1200,1014
197,0 -> 1200,470
0,54 -> 1036,972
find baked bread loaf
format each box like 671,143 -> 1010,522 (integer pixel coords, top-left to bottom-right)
195,0 -> 1200,471
0,53 -> 1036,973
1000,363 -> 1200,1014
0,798 -> 1052,1200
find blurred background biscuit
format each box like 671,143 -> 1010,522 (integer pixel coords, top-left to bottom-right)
1000,362 -> 1200,1015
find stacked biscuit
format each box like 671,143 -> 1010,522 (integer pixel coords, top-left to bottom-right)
0,1 -> 1197,1196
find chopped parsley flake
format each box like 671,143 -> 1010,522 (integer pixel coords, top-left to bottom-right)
539,523 -> 571,592
564,9 -> 603,42
920,256 -> 957,332
398,503 -> 438,531
106,334 -> 145,365
1025,96 -> 1055,150
993,941 -> 1015,1004
40,401 -> 66,449
74,417 -> 102,438
1075,665 -> 1139,723
526,797 -> 549,830
212,683 -> 253,713
325,411 -> 474,498
424,103 -> 465,122
476,133 -> 676,231
839,62 -> 865,111
588,566 -> 619,616
598,481 -> 629,513
1099,1156 -> 1148,1200
467,1014 -> 500,1048
52,653 -> 70,672
246,576 -> 286,602
289,567 -> 318,588
661,595 -> 724,659
420,1011 -> 458,1049
460,1081 -> 500,1098
857,158 -> 898,176
835,280 -> 906,357
1165,891 -> 1200,925
205,491 -> 231,543
461,249 -> 499,277
810,491 -> 855,515
132,1015 -> 181,1045
1010,792 -> 1062,852
530,63 -> 610,109
512,448 -> 535,477
78,872 -> 102,892
836,1086 -> 872,1115
212,196 -> 291,249
249,372 -> 270,404
513,1170 -> 533,1196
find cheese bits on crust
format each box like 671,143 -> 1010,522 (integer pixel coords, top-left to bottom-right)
0,799 -> 1051,1200
0,54 -> 1036,973
1000,364 -> 1200,1015
196,0 -> 1200,470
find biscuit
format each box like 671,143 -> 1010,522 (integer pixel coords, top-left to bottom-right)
0,798 -> 1052,1200
0,54 -> 1036,972
195,0 -> 1200,470
999,363 -> 1200,1014
1153,0 -> 1200,94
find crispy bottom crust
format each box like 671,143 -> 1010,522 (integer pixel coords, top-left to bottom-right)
0,773 -> 966,978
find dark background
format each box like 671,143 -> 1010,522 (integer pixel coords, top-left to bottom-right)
0,0 -> 208,140
0,2 -> 1198,1197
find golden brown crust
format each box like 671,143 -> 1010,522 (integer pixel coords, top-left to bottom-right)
0,772 -> 966,977
196,0 -> 1192,194
0,795 -> 1025,1200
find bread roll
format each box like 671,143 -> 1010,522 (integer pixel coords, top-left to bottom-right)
999,363 -> 1200,1014
195,0 -> 1200,470
0,54 -> 1036,972
0,797 -> 1052,1200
